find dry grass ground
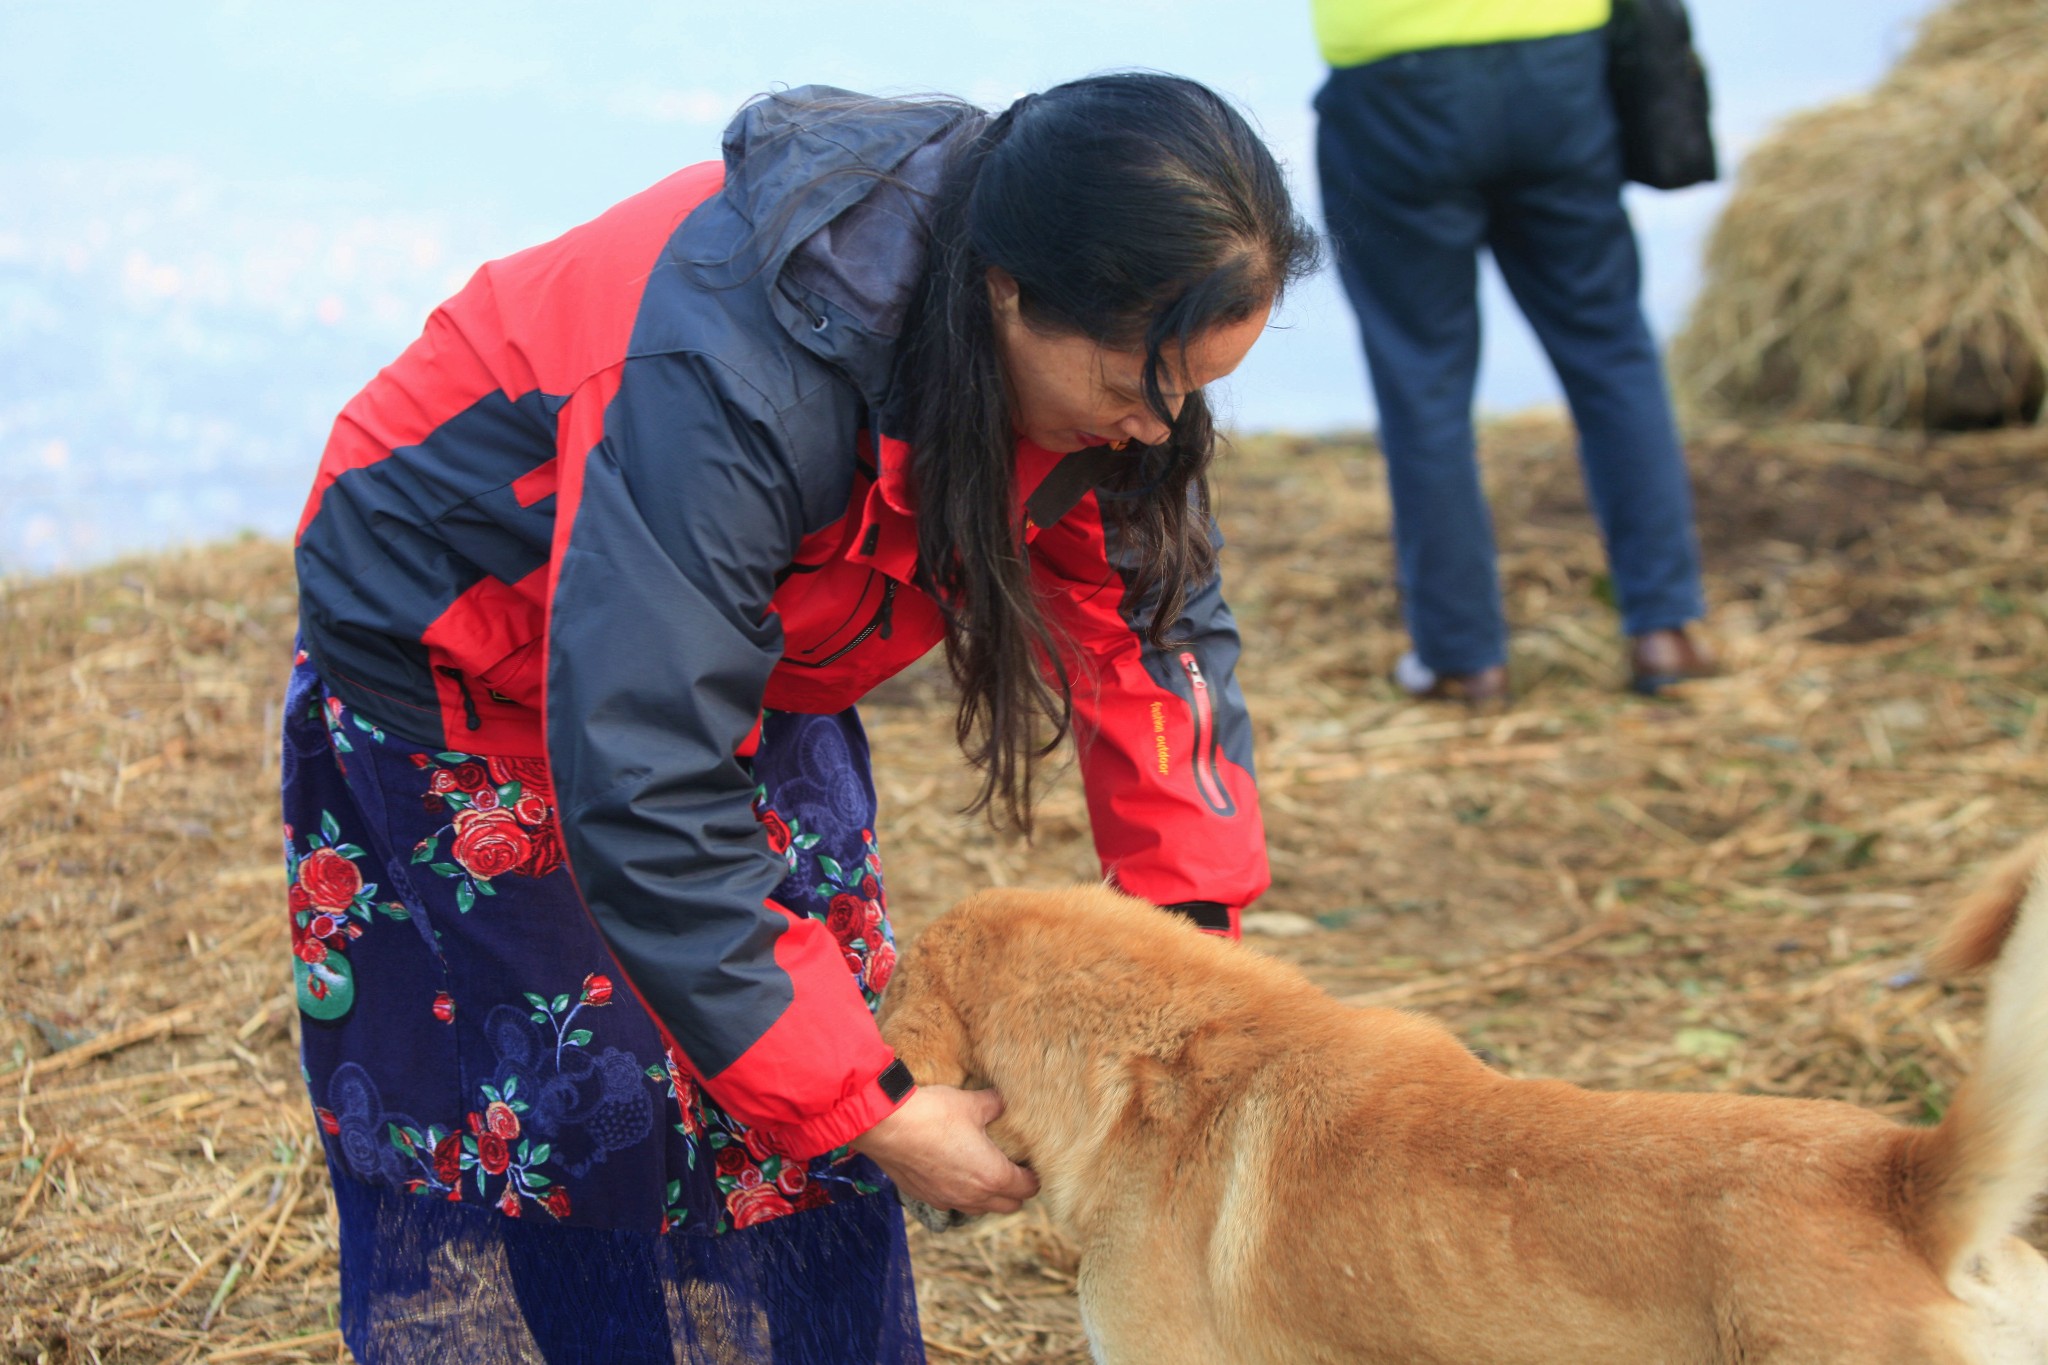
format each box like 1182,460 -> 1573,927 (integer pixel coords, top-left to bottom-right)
3,415 -> 2046,1362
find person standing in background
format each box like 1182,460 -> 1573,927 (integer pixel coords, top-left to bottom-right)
1313,0 -> 1715,705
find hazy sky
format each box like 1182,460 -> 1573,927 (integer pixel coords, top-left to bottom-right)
1,0 -> 1939,569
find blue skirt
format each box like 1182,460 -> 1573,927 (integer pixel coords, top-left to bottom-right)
279,653 -> 923,1363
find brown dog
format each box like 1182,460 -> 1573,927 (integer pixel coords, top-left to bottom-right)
879,847 -> 2048,1364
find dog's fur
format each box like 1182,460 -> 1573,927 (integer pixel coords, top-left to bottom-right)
879,843 -> 2048,1364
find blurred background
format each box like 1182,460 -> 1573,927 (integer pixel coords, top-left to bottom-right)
1,0 -> 1938,574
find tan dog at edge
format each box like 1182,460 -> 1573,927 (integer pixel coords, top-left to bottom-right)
878,841 -> 2048,1364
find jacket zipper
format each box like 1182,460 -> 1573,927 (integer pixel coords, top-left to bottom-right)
1178,651 -> 1236,817
436,665 -> 483,731
783,579 -> 898,670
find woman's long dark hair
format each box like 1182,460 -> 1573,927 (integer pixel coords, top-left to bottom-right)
897,73 -> 1318,833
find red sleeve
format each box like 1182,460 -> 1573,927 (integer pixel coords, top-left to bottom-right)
1027,490 -> 1270,933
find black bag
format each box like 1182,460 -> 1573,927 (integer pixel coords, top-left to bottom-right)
1606,0 -> 1718,190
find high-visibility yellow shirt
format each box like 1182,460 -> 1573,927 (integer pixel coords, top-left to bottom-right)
1313,0 -> 1612,68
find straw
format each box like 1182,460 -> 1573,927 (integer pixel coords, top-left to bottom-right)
5,416 -> 2046,1361
1674,0 -> 2048,428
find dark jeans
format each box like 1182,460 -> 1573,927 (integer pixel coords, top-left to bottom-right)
1316,28 -> 1705,676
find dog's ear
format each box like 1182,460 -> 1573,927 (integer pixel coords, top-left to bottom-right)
1129,1053 -> 1189,1127
877,921 -> 972,1088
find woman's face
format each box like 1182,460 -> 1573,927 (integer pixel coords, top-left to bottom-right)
987,267 -> 1273,454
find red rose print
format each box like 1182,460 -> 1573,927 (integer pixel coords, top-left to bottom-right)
428,769 -> 459,795
452,762 -> 489,792
713,1145 -> 749,1177
513,794 -> 548,825
727,1184 -> 794,1229
775,1165 -> 807,1199
315,1106 -> 341,1136
737,1166 -> 763,1190
498,1185 -> 521,1218
759,809 -> 792,854
299,847 -> 362,909
432,992 -> 455,1023
543,1187 -> 572,1220
326,696 -> 344,722
864,941 -> 896,994
795,1181 -> 831,1211
860,874 -> 880,900
521,819 -> 567,878
486,1101 -> 521,1140
422,794 -> 446,814
451,807 -> 532,880
470,786 -> 500,812
826,894 -> 863,944
408,753 -> 431,768
288,883 -> 312,914
743,1125 -> 779,1161
476,1132 -> 510,1175
581,974 -> 613,1007
665,1056 -> 702,1137
294,935 -> 328,965
309,914 -> 337,939
487,755 -> 552,793
861,900 -> 883,937
842,948 -> 864,978
433,1133 -> 462,1185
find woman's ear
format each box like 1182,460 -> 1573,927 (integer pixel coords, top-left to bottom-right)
877,928 -> 972,1088
984,265 -> 1021,321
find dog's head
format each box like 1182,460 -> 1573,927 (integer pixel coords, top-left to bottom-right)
880,883 -> 1219,1096
877,909 -> 983,1233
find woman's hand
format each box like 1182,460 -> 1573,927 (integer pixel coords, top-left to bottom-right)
852,1084 -> 1038,1217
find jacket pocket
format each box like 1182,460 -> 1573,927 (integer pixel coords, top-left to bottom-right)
475,637 -> 546,711
780,571 -> 898,670
1178,651 -> 1237,818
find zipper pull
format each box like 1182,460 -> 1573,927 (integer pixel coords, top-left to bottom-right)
1179,651 -> 1206,688
437,665 -> 483,731
878,581 -> 897,639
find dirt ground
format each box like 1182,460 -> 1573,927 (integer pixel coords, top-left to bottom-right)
3,415 -> 2046,1362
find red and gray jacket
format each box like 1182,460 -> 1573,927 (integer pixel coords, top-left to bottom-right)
295,89 -> 1270,1159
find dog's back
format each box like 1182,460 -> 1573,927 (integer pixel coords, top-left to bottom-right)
1236,848 -> 2048,1363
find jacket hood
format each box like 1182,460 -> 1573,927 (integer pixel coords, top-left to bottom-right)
689,86 -> 985,406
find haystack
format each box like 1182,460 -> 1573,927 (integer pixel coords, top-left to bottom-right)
1672,0 -> 2048,429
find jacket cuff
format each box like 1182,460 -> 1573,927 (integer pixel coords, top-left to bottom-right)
752,1057 -> 917,1162
1159,899 -> 1240,938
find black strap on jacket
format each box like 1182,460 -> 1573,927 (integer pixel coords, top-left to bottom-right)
1023,445 -> 1132,534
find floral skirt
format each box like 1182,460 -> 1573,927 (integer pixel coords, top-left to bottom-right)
279,653 -> 922,1364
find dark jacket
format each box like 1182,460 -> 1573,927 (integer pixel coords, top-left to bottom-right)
295,89 -> 1270,1159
